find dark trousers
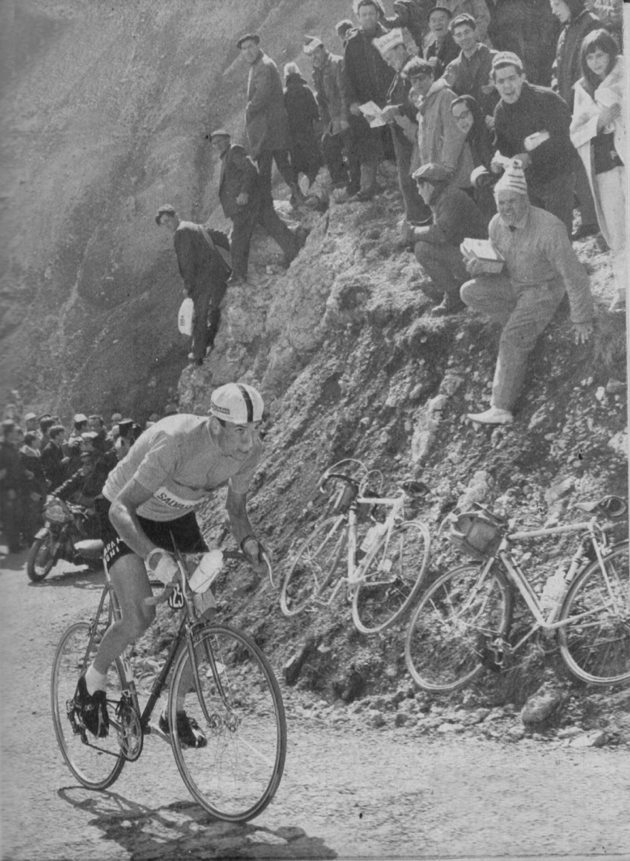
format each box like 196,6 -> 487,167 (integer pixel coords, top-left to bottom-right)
230,200 -> 299,279
257,149 -> 297,206
1,490 -> 21,552
391,129 -> 431,223
189,281 -> 226,360
530,172 -> 574,236
322,128 -> 360,191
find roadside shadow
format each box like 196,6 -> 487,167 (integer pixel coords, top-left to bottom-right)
59,787 -> 337,860
0,548 -> 30,570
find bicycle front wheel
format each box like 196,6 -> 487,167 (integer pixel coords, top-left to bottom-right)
280,516 -> 346,616
352,520 -> 431,634
405,563 -> 512,692
558,541 -> 630,685
51,622 -> 126,790
169,624 -> 286,823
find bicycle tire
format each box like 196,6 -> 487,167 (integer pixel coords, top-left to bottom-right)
558,541 -> 630,685
51,621 -> 127,789
351,520 -> 431,634
168,624 -> 286,822
27,534 -> 57,582
405,562 -> 513,692
280,516 -> 346,616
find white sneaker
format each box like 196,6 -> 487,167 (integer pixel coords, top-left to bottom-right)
467,407 -> 514,425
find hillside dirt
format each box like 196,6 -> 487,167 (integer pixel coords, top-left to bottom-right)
2,554 -> 630,861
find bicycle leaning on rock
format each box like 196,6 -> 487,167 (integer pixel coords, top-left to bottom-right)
280,459 -> 432,634
404,495 -> 629,692
51,545 -> 286,823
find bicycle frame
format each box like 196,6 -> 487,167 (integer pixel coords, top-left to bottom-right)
482,517 -> 614,655
313,491 -> 407,607
84,554 -> 234,751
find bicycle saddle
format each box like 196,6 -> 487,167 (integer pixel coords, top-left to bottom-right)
574,496 -> 627,518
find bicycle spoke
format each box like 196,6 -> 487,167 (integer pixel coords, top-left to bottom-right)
281,517 -> 346,616
559,542 -> 630,685
405,563 -> 512,692
169,625 -> 286,823
352,521 -> 431,634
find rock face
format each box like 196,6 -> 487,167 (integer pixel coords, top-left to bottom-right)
0,0 -> 351,417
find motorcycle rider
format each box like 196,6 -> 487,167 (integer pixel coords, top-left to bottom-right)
74,383 -> 269,747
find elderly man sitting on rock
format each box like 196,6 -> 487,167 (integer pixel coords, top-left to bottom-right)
406,162 -> 489,316
461,160 -> 594,426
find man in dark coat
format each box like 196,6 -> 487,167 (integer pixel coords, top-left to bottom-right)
374,29 -> 432,224
343,1 -> 395,200
40,424 -> 68,491
407,162 -> 489,314
550,0 -> 600,238
491,51 -> 575,233
283,62 -> 323,187
0,420 -> 25,552
237,34 -> 304,208
210,130 -> 301,285
156,205 -> 230,365
424,6 -> 460,78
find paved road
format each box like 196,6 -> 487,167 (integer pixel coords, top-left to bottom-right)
2,550 -> 630,860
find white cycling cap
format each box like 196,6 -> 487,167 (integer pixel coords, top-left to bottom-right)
209,383 -> 264,425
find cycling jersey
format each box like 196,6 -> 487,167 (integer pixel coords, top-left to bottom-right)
102,415 -> 262,522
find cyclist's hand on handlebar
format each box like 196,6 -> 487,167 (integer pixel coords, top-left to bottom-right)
145,548 -> 180,586
241,536 -> 270,577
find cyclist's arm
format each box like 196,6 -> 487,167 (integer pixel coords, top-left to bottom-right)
225,484 -> 258,548
108,477 -> 160,560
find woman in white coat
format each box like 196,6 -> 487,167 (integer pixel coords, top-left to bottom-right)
570,28 -> 626,312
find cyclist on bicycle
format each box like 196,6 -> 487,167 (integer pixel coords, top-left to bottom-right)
75,383 -> 268,746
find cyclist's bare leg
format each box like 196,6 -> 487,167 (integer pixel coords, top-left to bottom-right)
91,553 -> 156,677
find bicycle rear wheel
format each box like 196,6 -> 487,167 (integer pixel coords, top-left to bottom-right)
405,563 -> 512,692
352,520 -> 431,634
51,621 -> 126,789
169,624 -> 286,822
558,541 -> 630,685
280,516 -> 346,616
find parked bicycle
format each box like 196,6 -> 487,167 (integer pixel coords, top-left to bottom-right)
51,546 -> 286,823
404,496 -> 629,692
280,461 -> 431,634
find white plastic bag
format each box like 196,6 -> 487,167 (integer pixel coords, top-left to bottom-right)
177,297 -> 194,335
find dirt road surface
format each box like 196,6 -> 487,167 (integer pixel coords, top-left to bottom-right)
2,553 -> 630,861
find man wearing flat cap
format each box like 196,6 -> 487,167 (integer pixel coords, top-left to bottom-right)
408,162 -> 488,314
490,51 -> 575,233
304,35 -> 359,194
461,160 -> 593,425
210,130 -> 301,283
237,34 -> 304,208
156,205 -> 231,365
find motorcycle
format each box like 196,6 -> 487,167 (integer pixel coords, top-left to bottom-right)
26,496 -> 103,582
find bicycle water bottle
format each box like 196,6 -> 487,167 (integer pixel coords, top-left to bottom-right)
189,549 -> 224,593
540,568 -> 566,621
359,522 -> 387,555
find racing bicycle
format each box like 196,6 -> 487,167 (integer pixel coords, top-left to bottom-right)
404,495 -> 629,692
51,546 -> 286,822
280,460 -> 431,634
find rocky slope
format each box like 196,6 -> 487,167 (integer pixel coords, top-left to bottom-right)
3,0 -> 628,738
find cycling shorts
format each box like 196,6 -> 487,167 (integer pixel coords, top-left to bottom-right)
95,496 -> 208,569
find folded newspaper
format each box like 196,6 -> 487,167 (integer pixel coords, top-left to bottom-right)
358,101 -> 387,128
460,238 -> 505,274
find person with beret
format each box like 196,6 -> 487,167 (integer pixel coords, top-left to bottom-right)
155,205 -> 231,365
237,34 -> 305,208
491,51 -> 575,234
209,130 -> 302,284
407,162 -> 489,314
461,160 -> 593,425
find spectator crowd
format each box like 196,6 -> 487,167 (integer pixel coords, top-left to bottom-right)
3,0 -> 625,550
0,401 -> 177,555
